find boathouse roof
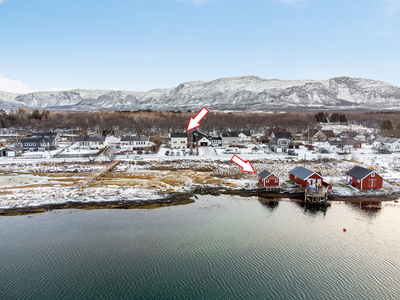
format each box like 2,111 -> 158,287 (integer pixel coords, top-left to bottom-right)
258,170 -> 273,179
345,166 -> 377,180
289,166 -> 322,180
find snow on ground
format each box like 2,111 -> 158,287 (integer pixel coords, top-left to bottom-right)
320,123 -> 375,134
2,139 -> 400,211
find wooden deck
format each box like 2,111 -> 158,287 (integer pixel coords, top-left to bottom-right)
304,185 -> 329,203
76,160 -> 121,189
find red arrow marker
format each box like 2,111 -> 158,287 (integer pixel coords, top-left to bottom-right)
231,155 -> 256,173
186,107 -> 209,132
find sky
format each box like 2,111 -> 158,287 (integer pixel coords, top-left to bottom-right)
0,0 -> 400,93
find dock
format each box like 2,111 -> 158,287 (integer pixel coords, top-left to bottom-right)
76,159 -> 121,189
304,184 -> 329,203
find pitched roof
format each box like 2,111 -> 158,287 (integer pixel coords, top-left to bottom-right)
272,131 -> 293,139
374,137 -> 389,143
26,132 -> 59,138
211,136 -> 222,140
21,136 -> 56,143
258,170 -> 272,179
268,128 -> 287,134
231,130 -> 251,137
345,166 -> 376,179
222,132 -> 239,138
192,131 -> 209,142
321,130 -> 336,138
121,135 -> 149,142
289,166 -> 322,179
75,136 -> 106,142
385,138 -> 400,144
303,129 -> 318,137
170,132 -> 188,138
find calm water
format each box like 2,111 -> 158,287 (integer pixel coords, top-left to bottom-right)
1,196 -> 400,300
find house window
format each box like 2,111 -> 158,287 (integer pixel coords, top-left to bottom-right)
371,173 -> 375,177
266,180 -> 269,183
173,141 -> 177,144
181,141 -> 186,143
275,180 -> 278,183
357,179 -> 361,183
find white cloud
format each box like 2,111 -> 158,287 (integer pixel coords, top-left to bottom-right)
0,74 -> 33,94
0,0 -> 8,4
379,0 -> 400,14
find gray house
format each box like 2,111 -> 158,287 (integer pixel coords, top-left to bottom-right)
21,132 -> 59,151
269,131 -> 293,152
0,147 -> 22,157
222,132 -> 239,146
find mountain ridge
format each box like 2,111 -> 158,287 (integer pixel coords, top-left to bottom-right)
1,76 -> 400,111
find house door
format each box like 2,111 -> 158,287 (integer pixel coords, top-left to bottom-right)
369,179 -> 376,188
307,179 -> 316,186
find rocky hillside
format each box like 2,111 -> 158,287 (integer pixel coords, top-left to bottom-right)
1,76 -> 400,111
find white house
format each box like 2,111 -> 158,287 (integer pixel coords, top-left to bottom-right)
383,138 -> 400,152
120,136 -> 153,151
170,133 -> 188,149
75,136 -> 108,149
372,137 -> 388,150
107,136 -> 121,148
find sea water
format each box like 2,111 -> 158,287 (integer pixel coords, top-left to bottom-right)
0,195 -> 399,300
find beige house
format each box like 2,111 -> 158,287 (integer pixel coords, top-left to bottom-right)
170,132 -> 188,149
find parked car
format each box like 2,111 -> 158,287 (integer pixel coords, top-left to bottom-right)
133,156 -> 143,160
288,150 -> 298,156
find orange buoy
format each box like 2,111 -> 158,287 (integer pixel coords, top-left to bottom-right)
343,227 -> 347,232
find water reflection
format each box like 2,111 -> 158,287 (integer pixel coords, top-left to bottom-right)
294,201 -> 331,217
347,201 -> 382,218
258,197 -> 279,212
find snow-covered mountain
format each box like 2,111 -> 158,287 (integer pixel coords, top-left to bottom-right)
1,76 -> 400,111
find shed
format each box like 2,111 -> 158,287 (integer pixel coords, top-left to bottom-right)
345,166 -> 383,190
258,170 -> 280,187
288,166 -> 332,189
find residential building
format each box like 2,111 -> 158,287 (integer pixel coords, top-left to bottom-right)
258,170 -> 280,187
269,131 -> 293,152
345,166 -> 383,190
288,166 -> 332,189
75,136 -> 108,149
120,135 -> 153,151
211,136 -> 222,147
231,130 -> 252,143
0,147 -> 22,157
170,132 -> 188,149
383,138 -> 400,152
21,132 -> 60,151
221,132 -> 239,146
191,131 -> 212,147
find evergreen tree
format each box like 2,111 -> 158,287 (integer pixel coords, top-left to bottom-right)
381,119 -> 393,130
330,113 -> 340,123
339,113 -> 347,123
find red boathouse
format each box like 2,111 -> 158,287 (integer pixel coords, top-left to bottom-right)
288,166 -> 332,189
345,166 -> 383,190
258,170 -> 280,187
